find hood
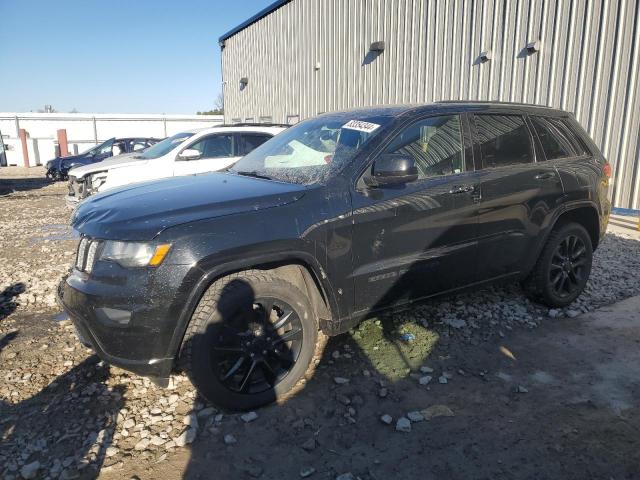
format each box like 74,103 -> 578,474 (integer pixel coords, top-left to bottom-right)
47,154 -> 82,169
71,173 -> 307,241
60,154 -> 92,170
69,152 -> 138,179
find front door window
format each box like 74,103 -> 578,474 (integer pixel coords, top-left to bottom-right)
382,114 -> 465,178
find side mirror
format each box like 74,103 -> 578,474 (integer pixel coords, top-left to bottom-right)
367,153 -> 418,186
178,148 -> 202,161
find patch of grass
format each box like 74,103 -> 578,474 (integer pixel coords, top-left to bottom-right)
350,315 -> 439,381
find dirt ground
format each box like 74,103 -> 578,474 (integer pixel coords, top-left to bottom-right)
149,295 -> 640,480
1,167 -> 639,480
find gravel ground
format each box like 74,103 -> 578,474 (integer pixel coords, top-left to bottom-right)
1,169 -> 640,479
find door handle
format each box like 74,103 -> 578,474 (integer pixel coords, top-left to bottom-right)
534,172 -> 556,180
449,184 -> 475,194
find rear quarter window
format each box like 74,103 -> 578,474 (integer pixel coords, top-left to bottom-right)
531,116 -> 576,160
559,119 -> 590,156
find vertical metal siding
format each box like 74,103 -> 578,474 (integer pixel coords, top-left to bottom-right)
221,0 -> 640,209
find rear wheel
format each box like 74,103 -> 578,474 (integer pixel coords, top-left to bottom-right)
524,222 -> 593,308
180,270 -> 325,410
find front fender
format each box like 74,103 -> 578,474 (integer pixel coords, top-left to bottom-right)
163,249 -> 342,365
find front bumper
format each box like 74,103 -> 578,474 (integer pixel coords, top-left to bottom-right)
57,264 -> 191,380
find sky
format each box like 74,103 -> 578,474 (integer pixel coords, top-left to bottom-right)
0,0 -> 274,114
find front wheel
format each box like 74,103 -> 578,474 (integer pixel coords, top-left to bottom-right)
524,222 -> 593,308
180,270 -> 325,410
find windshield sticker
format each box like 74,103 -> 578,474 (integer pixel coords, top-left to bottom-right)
342,120 -> 381,133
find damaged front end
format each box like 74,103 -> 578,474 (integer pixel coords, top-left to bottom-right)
66,172 -> 107,209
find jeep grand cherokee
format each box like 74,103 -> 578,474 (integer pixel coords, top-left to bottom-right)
59,102 -> 611,409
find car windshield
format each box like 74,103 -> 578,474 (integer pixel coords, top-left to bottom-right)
138,132 -> 194,159
229,113 -> 392,185
77,139 -> 110,156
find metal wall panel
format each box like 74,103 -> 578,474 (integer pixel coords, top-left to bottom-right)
221,0 -> 640,209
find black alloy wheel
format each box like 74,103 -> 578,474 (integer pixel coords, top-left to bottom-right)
548,234 -> 588,299
211,297 -> 304,394
181,270 -> 322,410
524,222 -> 593,308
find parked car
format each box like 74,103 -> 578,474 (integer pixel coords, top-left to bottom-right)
45,137 -> 160,180
65,125 -> 286,208
59,102 -> 611,410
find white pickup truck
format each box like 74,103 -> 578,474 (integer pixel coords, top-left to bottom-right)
66,124 -> 286,208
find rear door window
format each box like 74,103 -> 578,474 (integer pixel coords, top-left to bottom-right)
129,139 -> 149,152
236,133 -> 272,156
531,117 -> 576,160
473,115 -> 534,168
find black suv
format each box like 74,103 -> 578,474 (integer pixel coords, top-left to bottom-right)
59,102 -> 611,409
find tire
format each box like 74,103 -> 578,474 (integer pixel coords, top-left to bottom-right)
524,222 -> 593,308
179,270 -> 326,410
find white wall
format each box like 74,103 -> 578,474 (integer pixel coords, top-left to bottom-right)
0,112 -> 224,167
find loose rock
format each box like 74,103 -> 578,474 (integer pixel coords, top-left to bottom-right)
407,411 -> 424,422
380,414 -> 393,425
300,466 -> 316,478
20,461 -> 40,479
240,411 -> 258,423
395,417 -> 412,432
301,438 -> 316,451
174,427 -> 197,447
421,405 -> 455,420
224,434 -> 237,445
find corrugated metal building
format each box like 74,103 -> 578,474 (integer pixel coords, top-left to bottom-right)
220,0 -> 640,209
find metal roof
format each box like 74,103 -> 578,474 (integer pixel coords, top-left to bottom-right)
218,0 -> 291,44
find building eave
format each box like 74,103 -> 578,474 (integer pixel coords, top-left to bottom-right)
218,0 -> 291,46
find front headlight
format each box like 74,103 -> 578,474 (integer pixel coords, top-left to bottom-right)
88,172 -> 108,193
100,241 -> 171,268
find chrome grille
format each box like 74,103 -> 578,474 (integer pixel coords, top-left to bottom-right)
75,237 -> 101,272
76,238 -> 88,270
85,241 -> 99,273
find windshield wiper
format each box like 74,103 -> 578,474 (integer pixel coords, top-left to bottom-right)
234,170 -> 273,180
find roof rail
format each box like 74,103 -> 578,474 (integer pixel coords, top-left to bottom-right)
435,100 -> 556,109
215,122 -> 291,128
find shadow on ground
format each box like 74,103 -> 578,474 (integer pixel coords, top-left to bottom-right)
178,295 -> 640,480
173,257 -> 640,479
0,176 -> 59,196
0,283 -> 26,322
0,357 -> 124,479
